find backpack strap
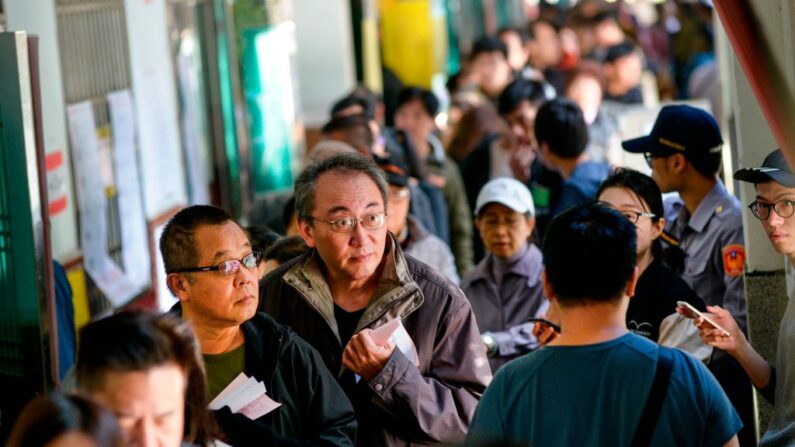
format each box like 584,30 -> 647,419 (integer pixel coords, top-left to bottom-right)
630,347 -> 674,447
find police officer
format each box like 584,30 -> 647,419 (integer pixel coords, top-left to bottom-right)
623,104 -> 753,446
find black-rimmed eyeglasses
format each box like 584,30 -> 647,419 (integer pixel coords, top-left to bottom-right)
171,252 -> 261,276
620,210 -> 656,224
748,200 -> 795,220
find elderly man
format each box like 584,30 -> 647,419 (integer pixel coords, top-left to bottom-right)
260,153 -> 492,446
161,205 -> 356,446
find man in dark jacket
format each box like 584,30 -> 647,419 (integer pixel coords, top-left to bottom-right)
160,205 -> 356,446
260,153 -> 492,446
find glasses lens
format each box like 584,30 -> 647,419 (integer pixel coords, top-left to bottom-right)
242,252 -> 260,269
621,211 -> 639,223
363,213 -> 386,230
334,217 -> 356,233
750,201 -> 769,220
776,201 -> 795,218
218,260 -> 239,275
644,153 -> 653,168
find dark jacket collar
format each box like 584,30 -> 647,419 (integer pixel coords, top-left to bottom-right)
168,302 -> 285,385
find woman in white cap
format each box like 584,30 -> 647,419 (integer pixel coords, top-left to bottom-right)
461,178 -> 548,372
696,149 -> 795,446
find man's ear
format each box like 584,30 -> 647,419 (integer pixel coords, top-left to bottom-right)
297,219 -> 316,248
542,269 -> 556,302
671,153 -> 688,174
167,273 -> 191,302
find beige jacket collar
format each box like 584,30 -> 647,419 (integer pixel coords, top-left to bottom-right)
282,233 -> 425,341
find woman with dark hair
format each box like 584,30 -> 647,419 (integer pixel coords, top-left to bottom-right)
75,311 -> 218,447
596,169 -> 710,360
7,393 -> 123,447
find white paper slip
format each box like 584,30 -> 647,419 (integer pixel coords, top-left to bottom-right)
226,378 -> 267,413
208,372 -> 281,420
239,394 -> 282,420
208,372 -> 248,410
371,318 -> 401,345
371,318 -> 420,367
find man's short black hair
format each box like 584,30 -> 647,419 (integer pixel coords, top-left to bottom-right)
469,35 -> 508,61
534,98 -> 589,158
246,226 -> 280,261
497,78 -> 550,115
605,41 -> 639,64
330,93 -> 376,120
321,113 -> 374,152
542,201 -> 637,305
396,87 -> 440,117
160,205 -> 235,275
686,151 -> 724,178
263,235 -> 309,265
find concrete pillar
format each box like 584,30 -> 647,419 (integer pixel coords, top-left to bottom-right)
718,0 -> 795,434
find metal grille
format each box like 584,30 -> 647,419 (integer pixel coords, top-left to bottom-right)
56,0 -> 130,293
56,0 -> 130,120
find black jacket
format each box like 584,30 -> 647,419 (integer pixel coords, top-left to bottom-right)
171,306 -> 357,447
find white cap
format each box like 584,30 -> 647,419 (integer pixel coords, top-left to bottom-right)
474,177 -> 535,217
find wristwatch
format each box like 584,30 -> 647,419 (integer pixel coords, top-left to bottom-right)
481,332 -> 497,357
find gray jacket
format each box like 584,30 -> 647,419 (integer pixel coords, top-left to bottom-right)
259,234 -> 492,446
461,243 -> 548,371
402,215 -> 460,285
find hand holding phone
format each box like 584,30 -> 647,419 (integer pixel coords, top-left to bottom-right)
676,301 -> 730,337
527,317 -> 561,334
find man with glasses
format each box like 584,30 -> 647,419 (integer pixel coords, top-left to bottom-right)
160,205 -> 356,446
691,148 -> 795,446
260,153 -> 492,446
622,104 -> 753,445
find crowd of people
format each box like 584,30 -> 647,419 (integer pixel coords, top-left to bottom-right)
9,1 -> 795,446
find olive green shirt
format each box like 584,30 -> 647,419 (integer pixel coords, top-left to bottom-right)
204,344 -> 246,401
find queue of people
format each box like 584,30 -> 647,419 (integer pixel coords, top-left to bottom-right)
9,2 -> 795,447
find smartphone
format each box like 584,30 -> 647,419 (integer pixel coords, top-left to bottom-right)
676,301 -> 730,336
527,317 -> 561,334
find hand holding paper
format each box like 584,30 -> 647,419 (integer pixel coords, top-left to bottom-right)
344,318 -> 420,382
343,328 -> 395,381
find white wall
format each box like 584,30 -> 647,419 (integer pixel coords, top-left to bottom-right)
5,0 -> 80,262
293,0 -> 357,127
124,0 -> 187,219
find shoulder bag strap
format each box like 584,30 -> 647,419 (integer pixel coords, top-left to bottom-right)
630,347 -> 674,447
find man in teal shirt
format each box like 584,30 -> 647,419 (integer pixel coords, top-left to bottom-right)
466,202 -> 741,447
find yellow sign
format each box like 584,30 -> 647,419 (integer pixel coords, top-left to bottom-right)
379,0 -> 434,88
